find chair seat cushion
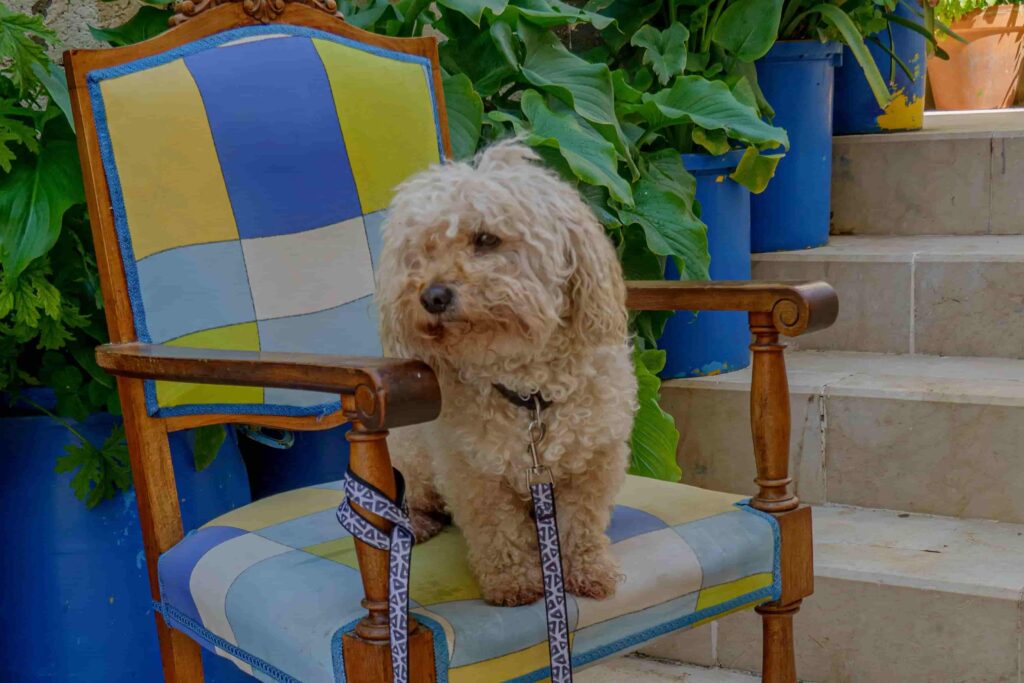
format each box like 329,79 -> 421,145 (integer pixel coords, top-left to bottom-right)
157,475 -> 780,682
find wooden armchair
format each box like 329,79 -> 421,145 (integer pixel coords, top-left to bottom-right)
66,3 -> 838,682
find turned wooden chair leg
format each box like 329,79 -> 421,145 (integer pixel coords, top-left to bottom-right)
757,601 -> 800,683
341,414 -> 436,683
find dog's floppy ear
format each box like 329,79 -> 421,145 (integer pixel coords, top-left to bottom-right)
565,205 -> 629,347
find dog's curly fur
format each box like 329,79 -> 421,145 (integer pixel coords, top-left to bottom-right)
377,141 -> 637,607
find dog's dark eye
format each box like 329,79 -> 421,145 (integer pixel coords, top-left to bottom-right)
473,232 -> 502,250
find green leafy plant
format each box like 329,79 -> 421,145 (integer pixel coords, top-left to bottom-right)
933,0 -> 1020,23
0,1 -> 220,508
339,0 -> 796,480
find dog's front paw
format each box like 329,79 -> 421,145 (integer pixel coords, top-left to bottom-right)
409,508 -> 447,543
565,551 -> 622,600
479,566 -> 544,607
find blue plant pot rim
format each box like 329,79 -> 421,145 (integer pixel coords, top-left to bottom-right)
761,39 -> 842,63
681,149 -> 747,174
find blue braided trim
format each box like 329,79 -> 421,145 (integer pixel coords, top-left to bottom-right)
86,23 -> 447,420
154,600 -> 301,683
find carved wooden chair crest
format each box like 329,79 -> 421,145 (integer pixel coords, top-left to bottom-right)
65,2 -> 838,681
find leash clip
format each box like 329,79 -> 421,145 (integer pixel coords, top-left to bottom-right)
526,394 -> 550,478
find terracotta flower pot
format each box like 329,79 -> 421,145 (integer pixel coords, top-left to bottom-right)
928,4 -> 1024,110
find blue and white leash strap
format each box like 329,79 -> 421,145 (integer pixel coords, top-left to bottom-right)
336,469 -> 414,683
529,468 -> 574,683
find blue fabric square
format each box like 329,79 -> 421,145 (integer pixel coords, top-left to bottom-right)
184,36 -> 362,238
136,240 -> 256,342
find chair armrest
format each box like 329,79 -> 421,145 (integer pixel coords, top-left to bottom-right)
625,280 -> 839,337
95,343 -> 441,429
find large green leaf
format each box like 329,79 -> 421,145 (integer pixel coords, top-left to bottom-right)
807,3 -> 890,108
0,5 -> 57,94
596,0 -> 661,50
442,73 -> 484,159
631,22 -> 689,86
0,121 -> 84,279
498,0 -> 613,29
89,6 -> 173,47
439,12 -> 516,96
637,75 -> 788,149
437,0 -> 508,26
520,22 -> 633,166
729,145 -> 782,194
629,349 -> 681,482
712,0 -> 782,61
192,425 -> 226,472
616,151 -> 708,281
519,90 -> 632,205
31,62 -> 74,132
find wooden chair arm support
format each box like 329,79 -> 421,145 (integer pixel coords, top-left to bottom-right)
625,280 -> 839,337
95,343 -> 441,430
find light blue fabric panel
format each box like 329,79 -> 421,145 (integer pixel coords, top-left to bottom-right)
225,552 -> 367,683
363,209 -> 387,269
255,509 -> 352,549
257,296 -> 382,356
673,510 -> 776,586
569,591 -> 699,658
426,597 -> 581,668
136,241 -> 255,342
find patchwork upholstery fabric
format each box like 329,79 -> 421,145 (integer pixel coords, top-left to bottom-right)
87,25 -> 444,417
157,475 -> 780,682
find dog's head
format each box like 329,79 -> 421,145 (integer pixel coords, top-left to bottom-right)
377,141 -> 627,370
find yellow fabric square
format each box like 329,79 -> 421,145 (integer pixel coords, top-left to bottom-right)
616,476 -> 744,527
204,486 -> 343,531
695,573 -> 774,612
155,323 -> 262,408
100,59 -> 238,259
306,527 -> 481,606
313,39 -> 441,213
448,636 -> 574,683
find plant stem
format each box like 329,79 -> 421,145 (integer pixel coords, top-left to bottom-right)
399,0 -> 432,36
701,0 -> 726,53
18,393 -> 91,446
668,0 -> 676,26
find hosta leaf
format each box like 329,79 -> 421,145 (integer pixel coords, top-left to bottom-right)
520,22 -> 633,166
691,127 -> 731,155
520,89 -> 633,205
617,152 -> 708,281
630,22 -> 689,86
637,75 -> 788,149
729,146 -> 783,194
712,0 -> 782,61
0,120 -> 84,279
89,6 -> 173,47
629,349 -> 681,481
31,62 -> 75,131
192,425 -> 226,472
597,0 -> 661,51
442,73 -> 483,159
437,0 -> 508,26
499,0 -> 613,30
439,12 -> 516,96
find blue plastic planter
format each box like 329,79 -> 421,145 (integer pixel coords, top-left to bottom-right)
239,424 -> 351,500
834,3 -> 927,134
659,150 -> 751,378
0,393 -> 252,682
752,41 -> 842,253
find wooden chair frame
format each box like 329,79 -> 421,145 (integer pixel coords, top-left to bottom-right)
65,4 -> 839,681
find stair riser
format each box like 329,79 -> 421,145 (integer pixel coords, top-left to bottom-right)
715,577 -> 1018,683
663,383 -> 1024,524
751,257 -> 1024,359
831,136 -> 1024,236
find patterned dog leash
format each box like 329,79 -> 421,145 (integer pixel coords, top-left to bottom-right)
336,394 -> 572,683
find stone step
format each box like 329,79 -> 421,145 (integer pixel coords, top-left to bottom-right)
831,109 -> 1024,236
662,350 -> 1024,524
640,504 -> 1024,682
751,235 -> 1024,358
580,657 -> 760,682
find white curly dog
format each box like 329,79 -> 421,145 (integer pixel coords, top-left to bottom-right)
377,141 -> 636,607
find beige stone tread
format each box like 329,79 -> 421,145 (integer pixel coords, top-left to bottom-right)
835,108 -> 1024,144
752,234 -> 1024,263
664,349 -> 1024,405
580,656 -> 760,682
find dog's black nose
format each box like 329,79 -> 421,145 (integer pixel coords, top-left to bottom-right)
420,283 -> 454,314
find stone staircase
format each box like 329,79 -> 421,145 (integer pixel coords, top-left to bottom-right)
631,110 -> 1024,682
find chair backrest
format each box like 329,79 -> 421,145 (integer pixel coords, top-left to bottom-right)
67,5 -> 450,421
